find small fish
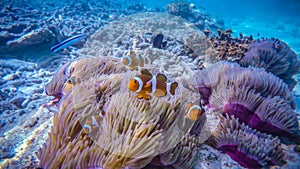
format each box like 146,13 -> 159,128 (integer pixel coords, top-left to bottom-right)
273,39 -> 281,50
224,29 -> 233,34
239,32 -> 244,39
82,114 -> 101,134
185,101 -> 205,121
122,50 -> 149,71
203,30 -> 211,37
51,34 -> 86,53
152,33 -> 167,49
62,76 -> 81,95
128,69 -> 178,100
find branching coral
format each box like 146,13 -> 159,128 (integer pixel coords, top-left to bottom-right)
39,56 -> 216,169
207,30 -> 254,62
239,38 -> 300,90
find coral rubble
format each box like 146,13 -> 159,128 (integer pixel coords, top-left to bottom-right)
0,0 -> 149,60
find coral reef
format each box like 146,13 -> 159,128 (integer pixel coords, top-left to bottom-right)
2,1 -> 299,169
0,9 -> 225,168
239,38 -> 300,90
207,29 -> 255,62
79,12 -> 217,71
166,1 -> 224,31
0,0 -> 149,60
38,56 -> 217,169
166,0 -> 194,18
0,59 -> 54,168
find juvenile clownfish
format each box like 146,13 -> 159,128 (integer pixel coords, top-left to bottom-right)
82,114 -> 101,134
185,101 -> 205,121
273,39 -> 281,50
122,50 -> 149,71
128,69 -> 178,100
62,76 -> 81,95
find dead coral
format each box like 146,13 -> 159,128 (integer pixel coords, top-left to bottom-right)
184,33 -> 213,67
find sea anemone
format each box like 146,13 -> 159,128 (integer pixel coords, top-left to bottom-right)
39,56 -> 215,169
239,38 -> 300,90
44,57 -> 126,102
209,114 -> 286,168
195,61 -> 299,142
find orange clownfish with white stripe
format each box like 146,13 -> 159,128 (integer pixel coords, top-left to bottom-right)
62,76 -> 81,95
82,114 -> 101,134
185,101 -> 205,121
122,50 -> 149,71
128,69 -> 178,100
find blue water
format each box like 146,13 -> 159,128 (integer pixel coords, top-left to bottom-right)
141,0 -> 300,54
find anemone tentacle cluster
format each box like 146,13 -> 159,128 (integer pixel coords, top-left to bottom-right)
209,114 -> 286,168
38,56 -> 217,169
239,38 -> 300,90
195,61 -> 300,168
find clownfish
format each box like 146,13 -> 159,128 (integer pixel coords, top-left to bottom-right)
185,101 -> 205,121
62,76 -> 81,95
273,39 -> 281,50
82,114 -> 101,134
122,50 -> 149,71
128,69 -> 178,100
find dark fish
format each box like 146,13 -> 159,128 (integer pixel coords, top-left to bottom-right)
153,33 -> 167,49
273,39 -> 281,49
51,34 -> 86,53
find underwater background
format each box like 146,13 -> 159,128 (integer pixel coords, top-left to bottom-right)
1,0 -> 300,169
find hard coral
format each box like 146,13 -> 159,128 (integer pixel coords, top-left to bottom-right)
166,0 -> 194,18
208,30 -> 254,62
39,56 -> 215,169
239,38 -> 300,90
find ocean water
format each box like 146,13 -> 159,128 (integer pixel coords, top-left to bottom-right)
1,0 -> 300,168
142,0 -> 300,54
